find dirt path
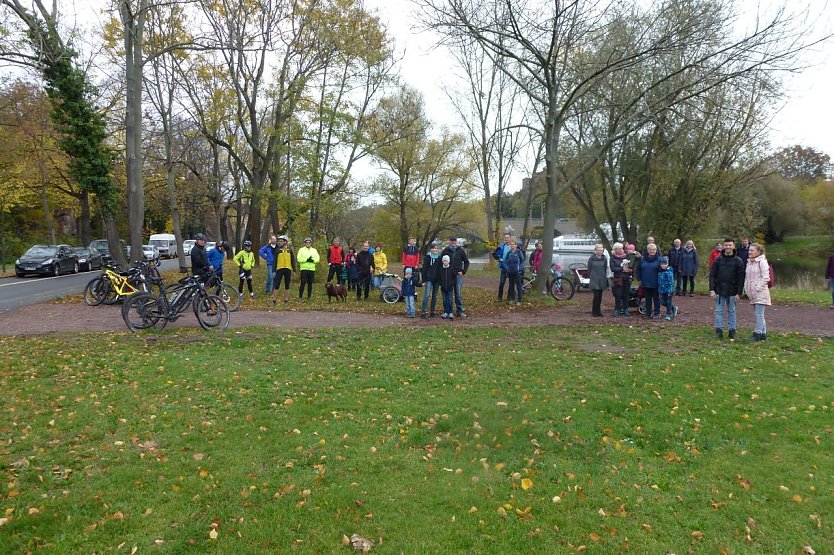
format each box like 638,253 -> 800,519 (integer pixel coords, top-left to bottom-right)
1,287 -> 832,337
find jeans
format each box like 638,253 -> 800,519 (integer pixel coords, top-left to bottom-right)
498,269 -> 508,298
454,274 -> 464,314
753,303 -> 767,334
265,263 -> 274,293
507,273 -> 522,302
612,284 -> 629,313
643,287 -> 659,316
442,289 -> 454,315
373,275 -> 382,290
661,293 -> 674,315
405,295 -> 416,317
681,275 -> 695,294
421,281 -> 439,314
714,295 -> 737,330
830,278 -> 834,305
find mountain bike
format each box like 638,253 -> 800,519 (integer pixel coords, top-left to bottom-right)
204,271 -> 240,312
83,261 -> 161,306
121,273 -> 229,332
520,264 -> 575,300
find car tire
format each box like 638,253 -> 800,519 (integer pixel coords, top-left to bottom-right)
53,264 -> 60,277
16,271 -> 25,278
73,262 -> 79,274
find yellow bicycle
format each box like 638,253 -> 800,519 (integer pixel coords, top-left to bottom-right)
83,262 -> 160,306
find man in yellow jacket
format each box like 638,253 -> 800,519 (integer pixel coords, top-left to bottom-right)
234,240 -> 256,299
296,237 -> 320,300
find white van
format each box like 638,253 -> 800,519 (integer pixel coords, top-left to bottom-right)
148,233 -> 178,258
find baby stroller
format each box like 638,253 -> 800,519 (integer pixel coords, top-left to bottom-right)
629,284 -> 647,315
569,263 -> 590,290
378,271 -> 402,303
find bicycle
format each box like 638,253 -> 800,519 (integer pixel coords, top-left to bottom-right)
121,272 -> 229,332
83,261 -> 161,306
520,264 -> 575,300
204,271 -> 241,312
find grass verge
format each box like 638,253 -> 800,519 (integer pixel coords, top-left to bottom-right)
1,325 -> 832,553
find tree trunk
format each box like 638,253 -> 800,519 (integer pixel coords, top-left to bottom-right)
37,157 -> 55,244
79,190 -> 92,246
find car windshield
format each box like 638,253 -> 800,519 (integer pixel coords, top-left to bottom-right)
90,241 -> 108,250
25,246 -> 57,256
143,246 -> 154,252
183,240 -> 195,246
73,248 -> 90,255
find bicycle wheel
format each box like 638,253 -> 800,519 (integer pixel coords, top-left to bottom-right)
215,282 -> 240,312
638,299 -> 647,315
548,276 -> 575,301
521,276 -> 534,292
83,277 -> 107,306
381,286 -> 400,304
193,294 -> 229,330
122,292 -> 168,331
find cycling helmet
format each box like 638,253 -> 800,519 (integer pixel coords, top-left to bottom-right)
303,237 -> 312,243
195,232 -> 207,241
243,240 -> 252,248
277,235 -> 289,242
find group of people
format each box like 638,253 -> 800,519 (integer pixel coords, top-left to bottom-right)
583,235 -> 772,341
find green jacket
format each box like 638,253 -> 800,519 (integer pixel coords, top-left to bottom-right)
296,246 -> 320,271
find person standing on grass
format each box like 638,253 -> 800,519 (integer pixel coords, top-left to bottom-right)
668,238 -> 683,295
442,236 -> 470,318
270,235 -> 296,306
438,254 -> 456,320
744,242 -> 771,341
637,243 -> 662,318
826,248 -> 834,309
259,235 -> 279,294
709,238 -> 745,339
190,233 -> 211,275
658,256 -> 677,321
402,267 -> 418,318
402,237 -> 420,273
355,241 -> 375,300
344,247 -> 357,290
372,244 -> 387,290
296,237 -> 320,301
679,240 -> 699,296
530,241 -> 544,275
493,232 -> 513,300
326,237 -> 344,285
503,240 -> 525,306
587,244 -> 609,317
207,241 -> 227,281
420,242 -> 441,318
234,240 -> 256,299
609,242 -> 632,317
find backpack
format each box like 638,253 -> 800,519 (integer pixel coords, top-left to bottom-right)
767,262 -> 775,288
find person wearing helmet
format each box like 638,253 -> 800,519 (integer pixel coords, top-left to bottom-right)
296,237 -> 320,300
259,234 -> 279,294
190,233 -> 211,275
207,240 -> 227,280
234,240 -> 256,299
270,235 -> 297,306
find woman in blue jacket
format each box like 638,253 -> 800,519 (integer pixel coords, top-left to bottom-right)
678,240 -> 699,297
637,244 -> 662,318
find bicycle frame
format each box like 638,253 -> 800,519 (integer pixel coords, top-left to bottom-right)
103,267 -> 139,297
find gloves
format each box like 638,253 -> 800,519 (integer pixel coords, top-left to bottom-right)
307,257 -> 314,263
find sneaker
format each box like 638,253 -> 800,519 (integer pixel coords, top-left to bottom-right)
672,306 -> 679,318
612,311 -> 620,317
728,329 -> 736,339
448,314 -> 455,320
664,315 -> 671,321
250,292 -> 255,298
239,293 -> 243,299
622,310 -> 630,316
689,293 -> 694,297
516,302 -> 521,307
441,313 -> 448,319
457,312 -> 466,318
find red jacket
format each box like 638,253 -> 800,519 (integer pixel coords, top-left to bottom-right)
708,248 -> 721,268
328,245 -> 344,265
402,244 -> 420,268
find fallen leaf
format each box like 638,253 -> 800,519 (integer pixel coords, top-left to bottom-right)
193,453 -> 205,461
589,532 -> 602,542
642,523 -> 653,533
27,507 -> 39,516
0,517 -> 9,527
349,533 -> 374,553
520,478 -> 533,491
802,546 -> 816,555
209,529 -> 218,540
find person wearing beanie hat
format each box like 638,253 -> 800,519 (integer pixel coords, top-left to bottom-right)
401,267 -> 418,318
438,254 -> 456,319
658,256 -> 677,321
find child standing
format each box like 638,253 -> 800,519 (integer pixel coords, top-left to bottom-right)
402,267 -> 418,318
234,240 -> 256,298
438,254 -> 456,320
658,256 -> 677,320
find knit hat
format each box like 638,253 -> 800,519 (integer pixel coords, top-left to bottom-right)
442,255 -> 450,264
404,267 -> 413,275
659,256 -> 669,265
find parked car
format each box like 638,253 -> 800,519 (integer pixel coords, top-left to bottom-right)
142,245 -> 161,264
182,239 -> 196,256
206,241 -> 217,251
72,246 -> 103,272
16,244 -> 79,277
89,239 -> 128,264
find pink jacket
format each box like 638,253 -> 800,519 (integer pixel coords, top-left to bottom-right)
744,254 -> 771,305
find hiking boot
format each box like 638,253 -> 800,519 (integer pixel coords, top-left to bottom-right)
728,329 -> 736,339
715,328 -> 723,339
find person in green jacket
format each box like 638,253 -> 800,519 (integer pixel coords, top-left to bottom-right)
296,237 -> 320,300
234,240 -> 256,299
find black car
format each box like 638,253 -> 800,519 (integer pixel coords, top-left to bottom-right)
73,246 -> 104,272
15,244 -> 79,277
89,239 -> 128,264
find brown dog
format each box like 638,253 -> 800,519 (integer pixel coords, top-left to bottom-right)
325,282 -> 347,303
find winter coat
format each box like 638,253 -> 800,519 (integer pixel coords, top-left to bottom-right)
826,252 -> 834,280
609,253 -> 633,286
745,254 -> 772,305
531,249 -> 543,273
421,252 -> 441,284
504,249 -> 525,276
402,244 -> 420,268
587,254 -> 609,290
441,245 -> 470,274
190,244 -> 210,275
355,250 -> 374,277
637,253 -> 661,288
373,251 -> 388,276
296,246 -> 320,272
233,249 -> 256,271
207,247 -> 225,271
401,276 -> 417,297
493,242 -> 510,270
709,247 -> 722,268
678,247 -> 699,276
667,247 -> 683,269
658,267 -> 675,295
708,252 -> 745,297
259,243 -> 277,265
438,265 -> 456,291
737,244 -> 750,265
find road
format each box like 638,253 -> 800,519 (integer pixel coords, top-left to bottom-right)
0,259 -> 179,314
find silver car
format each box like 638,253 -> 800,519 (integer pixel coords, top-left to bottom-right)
182,239 -> 196,256
142,245 -> 160,264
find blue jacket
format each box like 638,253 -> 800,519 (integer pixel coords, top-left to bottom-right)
493,242 -> 510,270
401,276 -> 417,297
207,247 -> 225,271
637,254 -> 661,288
658,267 -> 675,295
259,243 -> 276,265
678,247 -> 699,276
503,249 -> 525,275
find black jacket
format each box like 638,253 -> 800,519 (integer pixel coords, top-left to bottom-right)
441,245 -> 470,274
667,247 -> 683,268
709,252 -> 745,296
190,244 -> 210,274
421,253 -> 441,283
355,250 -> 374,277
438,265 -> 456,291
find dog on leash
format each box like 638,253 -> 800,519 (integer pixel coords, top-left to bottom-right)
325,282 -> 347,303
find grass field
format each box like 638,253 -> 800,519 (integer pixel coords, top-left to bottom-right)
1,325 -> 832,553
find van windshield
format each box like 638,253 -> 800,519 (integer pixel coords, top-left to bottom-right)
149,240 -> 167,246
